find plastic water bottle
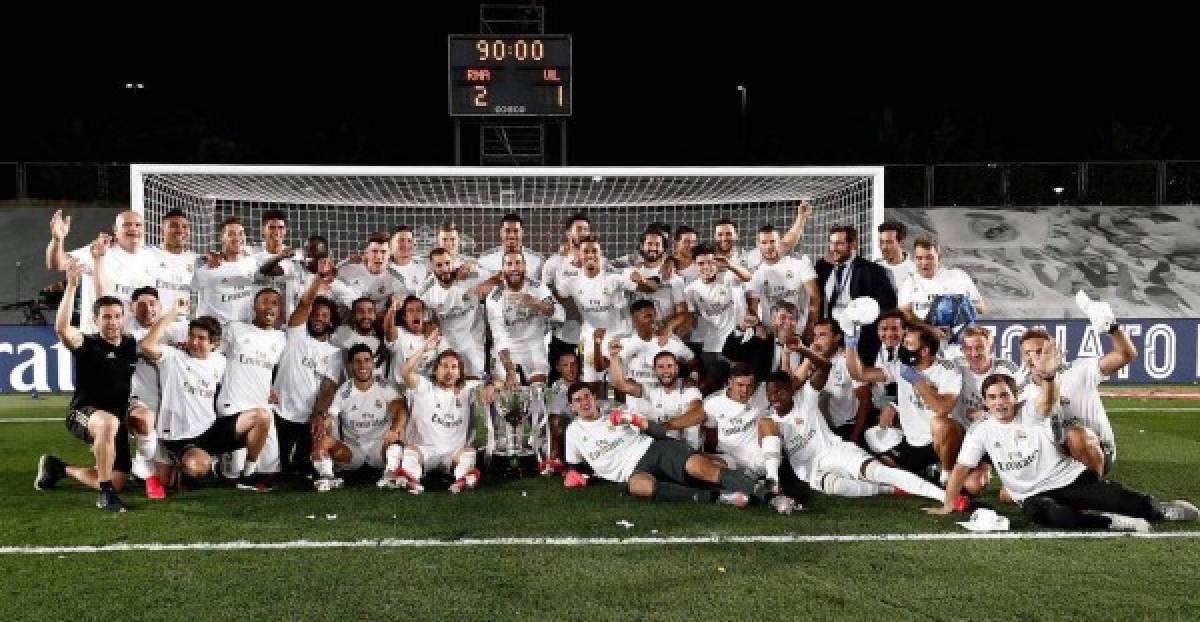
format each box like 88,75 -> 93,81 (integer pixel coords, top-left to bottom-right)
30,387 -> 39,400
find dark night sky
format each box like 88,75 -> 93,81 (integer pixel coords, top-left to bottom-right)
4,2 -> 1194,166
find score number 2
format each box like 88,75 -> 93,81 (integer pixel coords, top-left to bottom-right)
474,86 -> 487,107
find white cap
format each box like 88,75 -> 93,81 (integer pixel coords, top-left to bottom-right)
957,508 -> 1011,532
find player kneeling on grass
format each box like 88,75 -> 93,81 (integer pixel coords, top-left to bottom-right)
760,371 -> 957,506
310,344 -> 408,492
925,339 -> 1199,532
387,329 -> 490,495
562,383 -> 797,513
139,301 -> 273,494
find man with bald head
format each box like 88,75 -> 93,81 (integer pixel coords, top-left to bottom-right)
47,209 -> 157,332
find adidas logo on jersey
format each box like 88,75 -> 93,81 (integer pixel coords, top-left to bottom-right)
105,352 -> 116,359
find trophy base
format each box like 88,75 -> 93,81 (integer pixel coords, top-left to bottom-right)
486,452 -> 538,479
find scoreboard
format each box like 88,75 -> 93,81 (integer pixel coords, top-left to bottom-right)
447,35 -> 572,117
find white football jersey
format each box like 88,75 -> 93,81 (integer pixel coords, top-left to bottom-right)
69,244 -> 157,333
155,347 -> 227,441
564,415 -> 654,483
387,259 -> 429,295
770,386 -> 838,481
193,255 -> 263,326
542,252 -> 584,344
329,378 -> 400,449
637,382 -> 704,447
703,387 -> 769,455
330,325 -> 387,373
405,376 -> 479,451
128,319 -> 188,413
478,247 -> 544,281
560,270 -> 635,335
897,267 -> 982,321
952,357 -> 1019,426
820,352 -> 864,429
485,280 -> 564,354
624,265 -> 686,329
881,357 -> 962,447
273,325 -> 343,423
1018,357 -> 1115,454
279,265 -> 359,322
338,263 -> 408,309
419,275 -> 487,349
877,254 -> 915,293
749,255 -> 818,331
149,247 -> 199,319
216,321 -> 286,415
684,272 -> 747,352
388,328 -> 438,384
249,248 -> 302,317
958,401 -> 1085,501
601,331 -> 694,388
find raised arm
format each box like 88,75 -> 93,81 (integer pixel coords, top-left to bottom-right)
89,234 -> 111,296
141,299 -> 189,361
1034,339 -> 1063,417
55,260 -> 85,349
1098,326 -> 1137,377
382,292 -> 402,343
399,328 -> 440,389
843,329 -> 886,383
778,201 -> 812,255
607,340 -> 643,398
289,258 -> 333,328
46,210 -> 72,271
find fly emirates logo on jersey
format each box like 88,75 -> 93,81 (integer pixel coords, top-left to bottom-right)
180,373 -> 218,399
585,434 -> 630,462
721,413 -> 756,437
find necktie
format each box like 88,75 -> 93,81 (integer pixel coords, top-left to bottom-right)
828,263 -> 846,318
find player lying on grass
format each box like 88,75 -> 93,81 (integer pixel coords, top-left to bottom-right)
926,339 -> 1199,531
759,371 -> 956,506
562,382 -> 798,514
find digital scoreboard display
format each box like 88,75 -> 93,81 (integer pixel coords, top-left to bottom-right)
447,34 -> 572,117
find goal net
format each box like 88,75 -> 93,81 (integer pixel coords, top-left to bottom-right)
132,166 -> 885,262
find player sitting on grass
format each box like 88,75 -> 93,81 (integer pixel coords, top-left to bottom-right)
140,300 -> 273,495
388,330 -> 491,495
926,339 -> 1199,531
562,383 -> 797,514
310,344 -> 408,492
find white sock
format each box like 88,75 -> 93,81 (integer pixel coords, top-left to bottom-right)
402,449 -> 423,480
136,431 -> 158,462
760,436 -> 782,483
315,456 -> 334,479
865,460 -> 946,502
385,445 -> 405,473
241,461 -> 258,477
454,449 -> 476,480
818,472 -> 882,497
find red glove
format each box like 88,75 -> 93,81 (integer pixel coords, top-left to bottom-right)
564,470 -> 589,488
608,408 -> 647,430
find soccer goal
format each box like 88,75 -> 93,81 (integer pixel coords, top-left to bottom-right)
131,165 -> 885,261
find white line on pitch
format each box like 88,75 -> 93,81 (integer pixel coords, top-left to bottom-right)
2,531 -> 1199,555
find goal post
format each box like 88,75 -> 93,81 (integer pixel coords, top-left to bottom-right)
131,165 -> 885,263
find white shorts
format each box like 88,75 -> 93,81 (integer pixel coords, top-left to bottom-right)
416,444 -> 458,475
719,442 -> 765,478
337,440 -> 385,471
492,344 -> 549,382
809,442 -> 873,484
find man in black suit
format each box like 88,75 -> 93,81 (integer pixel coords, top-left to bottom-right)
815,225 -> 897,363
